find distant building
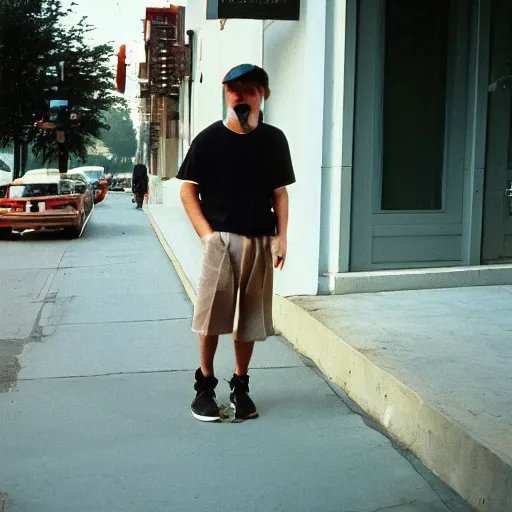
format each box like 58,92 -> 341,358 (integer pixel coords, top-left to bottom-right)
137,6 -> 189,182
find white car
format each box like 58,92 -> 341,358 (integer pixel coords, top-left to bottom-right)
0,171 -> 94,238
69,166 -> 105,184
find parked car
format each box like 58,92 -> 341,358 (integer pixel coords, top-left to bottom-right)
109,172 -> 132,191
69,166 -> 109,205
28,167 -> 107,205
0,171 -> 93,239
69,166 -> 104,183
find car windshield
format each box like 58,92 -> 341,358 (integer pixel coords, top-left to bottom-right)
84,171 -> 103,180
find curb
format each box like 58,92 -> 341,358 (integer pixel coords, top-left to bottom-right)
145,206 -> 510,512
272,297 -> 511,512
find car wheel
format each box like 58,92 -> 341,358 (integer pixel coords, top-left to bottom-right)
0,227 -> 12,240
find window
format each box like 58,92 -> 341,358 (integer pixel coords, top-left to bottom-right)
381,0 -> 450,210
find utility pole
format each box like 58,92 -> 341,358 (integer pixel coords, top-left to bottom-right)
21,139 -> 28,176
12,103 -> 22,180
57,61 -> 69,174
57,130 -> 68,173
13,139 -> 21,180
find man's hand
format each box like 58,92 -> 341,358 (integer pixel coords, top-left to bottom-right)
273,187 -> 289,271
273,234 -> 287,270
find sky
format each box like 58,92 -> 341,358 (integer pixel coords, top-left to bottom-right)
62,0 -> 187,117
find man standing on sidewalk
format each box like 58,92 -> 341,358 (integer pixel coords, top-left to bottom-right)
177,64 -> 295,422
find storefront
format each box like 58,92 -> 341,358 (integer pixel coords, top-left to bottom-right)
176,0 -> 512,296
347,0 -> 512,271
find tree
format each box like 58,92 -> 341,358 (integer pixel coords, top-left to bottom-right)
32,2 -> 120,170
0,0 -> 56,176
0,0 -> 120,175
64,103 -> 137,174
100,103 -> 137,165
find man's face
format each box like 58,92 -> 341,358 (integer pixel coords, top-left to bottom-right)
225,81 -> 264,112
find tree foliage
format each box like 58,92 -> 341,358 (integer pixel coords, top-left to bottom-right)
0,0 -> 120,166
100,103 -> 137,163
0,0 -> 55,145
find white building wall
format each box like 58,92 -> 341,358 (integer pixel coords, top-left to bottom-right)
319,0 -> 356,285
185,0 -> 263,140
263,0 -> 327,296
179,0 -> 326,297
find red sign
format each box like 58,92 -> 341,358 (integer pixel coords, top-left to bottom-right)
116,45 -> 127,94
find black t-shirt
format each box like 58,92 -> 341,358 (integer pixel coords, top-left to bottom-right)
177,121 -> 295,236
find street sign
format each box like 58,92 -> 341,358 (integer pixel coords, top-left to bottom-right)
206,0 -> 300,21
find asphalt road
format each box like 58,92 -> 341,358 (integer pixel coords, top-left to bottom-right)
0,194 -> 470,512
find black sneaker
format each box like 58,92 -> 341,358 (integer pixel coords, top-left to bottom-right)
229,374 -> 259,420
191,368 -> 220,422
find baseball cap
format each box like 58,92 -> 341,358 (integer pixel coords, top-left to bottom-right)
222,64 -> 269,89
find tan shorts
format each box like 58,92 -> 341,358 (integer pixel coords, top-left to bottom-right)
192,232 -> 275,342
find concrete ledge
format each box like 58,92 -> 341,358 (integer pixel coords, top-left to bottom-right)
273,295 -> 511,512
323,264 -> 512,295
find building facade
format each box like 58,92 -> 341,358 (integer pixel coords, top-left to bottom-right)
156,0 -> 512,297
137,6 -> 190,192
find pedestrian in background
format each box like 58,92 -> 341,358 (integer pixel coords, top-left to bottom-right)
132,164 -> 148,210
177,64 -> 295,422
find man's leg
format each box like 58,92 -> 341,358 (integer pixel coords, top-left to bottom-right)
192,334 -> 220,422
230,340 -> 258,420
234,340 -> 254,376
199,334 -> 219,376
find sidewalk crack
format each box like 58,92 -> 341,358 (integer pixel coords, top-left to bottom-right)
18,365 -> 307,382
19,369 -> 195,381
60,317 -> 192,326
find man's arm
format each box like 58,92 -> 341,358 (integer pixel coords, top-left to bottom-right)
180,182 -> 213,239
273,186 -> 289,270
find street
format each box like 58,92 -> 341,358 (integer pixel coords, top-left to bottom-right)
0,194 -> 468,512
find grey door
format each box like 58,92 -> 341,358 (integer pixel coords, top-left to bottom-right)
350,0 -> 469,271
482,0 -> 512,262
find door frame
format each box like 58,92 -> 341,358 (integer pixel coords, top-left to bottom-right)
461,0 -> 491,265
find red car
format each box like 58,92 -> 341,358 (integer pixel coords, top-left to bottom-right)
0,171 -> 94,239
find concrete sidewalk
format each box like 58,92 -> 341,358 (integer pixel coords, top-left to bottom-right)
275,290 -> 512,512
0,194 -> 469,512
147,179 -> 511,512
